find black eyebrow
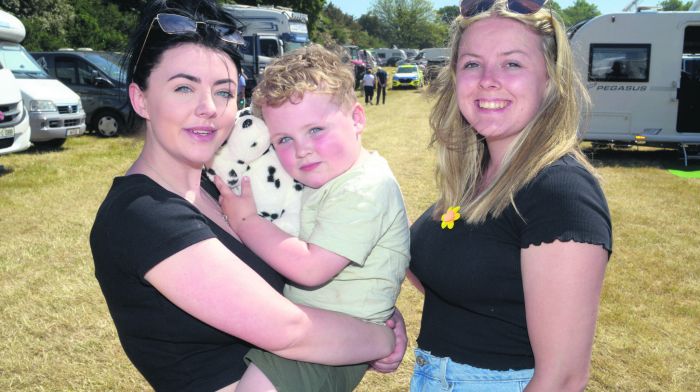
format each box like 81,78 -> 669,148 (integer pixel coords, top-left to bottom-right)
168,73 -> 236,87
214,79 -> 236,86
168,73 -> 200,82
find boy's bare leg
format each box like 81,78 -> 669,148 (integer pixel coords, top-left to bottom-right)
236,364 -> 277,392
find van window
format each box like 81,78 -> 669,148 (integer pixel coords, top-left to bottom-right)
82,53 -> 125,83
55,57 -> 98,86
259,38 -> 280,57
588,44 -> 650,82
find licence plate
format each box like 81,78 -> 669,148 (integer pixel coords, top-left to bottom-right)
0,127 -> 14,139
66,127 -> 81,136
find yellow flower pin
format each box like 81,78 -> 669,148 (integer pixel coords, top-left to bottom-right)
441,206 -> 461,229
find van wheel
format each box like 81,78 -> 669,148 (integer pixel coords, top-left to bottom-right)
93,110 -> 123,137
33,138 -> 66,149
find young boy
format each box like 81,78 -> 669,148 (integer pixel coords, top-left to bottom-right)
214,45 -> 410,391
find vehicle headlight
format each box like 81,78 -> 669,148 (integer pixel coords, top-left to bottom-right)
77,101 -> 83,112
29,100 -> 57,112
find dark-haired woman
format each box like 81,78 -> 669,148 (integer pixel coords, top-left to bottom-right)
90,1 -> 404,390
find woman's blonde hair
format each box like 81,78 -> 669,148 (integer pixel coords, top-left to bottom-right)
429,0 -> 595,223
252,44 -> 357,115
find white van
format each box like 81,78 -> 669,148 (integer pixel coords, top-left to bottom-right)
0,9 -> 30,155
0,9 -> 85,148
568,10 -> 700,161
373,48 -> 407,66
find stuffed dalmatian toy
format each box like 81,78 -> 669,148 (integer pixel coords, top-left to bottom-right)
206,108 -> 303,236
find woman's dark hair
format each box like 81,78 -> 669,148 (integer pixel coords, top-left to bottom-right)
123,0 -> 243,132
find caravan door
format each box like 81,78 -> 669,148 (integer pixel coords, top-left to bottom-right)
677,27 -> 700,133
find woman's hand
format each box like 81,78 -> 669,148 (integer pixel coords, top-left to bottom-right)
369,309 -> 408,373
213,175 -> 258,232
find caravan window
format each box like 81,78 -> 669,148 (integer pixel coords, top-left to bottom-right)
588,44 -> 650,82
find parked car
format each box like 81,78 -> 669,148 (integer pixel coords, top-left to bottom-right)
413,47 -> 450,67
373,48 -> 407,66
1,10 -> 85,149
32,49 -> 129,137
392,64 -> 424,89
342,45 -> 377,89
402,48 -> 419,60
384,56 -> 405,67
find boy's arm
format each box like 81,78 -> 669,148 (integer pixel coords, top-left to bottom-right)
214,176 -> 350,287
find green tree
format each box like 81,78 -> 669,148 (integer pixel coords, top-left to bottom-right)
313,4 -> 384,47
66,0 -> 138,51
435,5 -> 459,24
370,0 -> 444,48
3,0 -> 76,50
357,13 -> 385,41
658,0 -> 692,10
561,0 -> 601,27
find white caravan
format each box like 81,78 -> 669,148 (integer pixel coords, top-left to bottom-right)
0,9 -> 85,148
568,10 -> 700,161
0,8 -> 30,154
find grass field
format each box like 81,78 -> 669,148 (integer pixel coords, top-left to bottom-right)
1,85 -> 699,391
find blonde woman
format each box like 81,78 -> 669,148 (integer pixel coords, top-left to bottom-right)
408,1 -> 612,391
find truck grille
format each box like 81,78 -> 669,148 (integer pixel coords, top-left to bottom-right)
64,119 -> 80,127
0,138 -> 14,148
57,105 -> 78,114
0,102 -> 21,125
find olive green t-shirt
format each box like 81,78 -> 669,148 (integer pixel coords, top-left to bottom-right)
284,151 -> 410,323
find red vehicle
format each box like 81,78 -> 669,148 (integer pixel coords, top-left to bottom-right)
342,45 -> 377,89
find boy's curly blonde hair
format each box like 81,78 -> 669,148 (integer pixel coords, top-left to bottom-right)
252,44 -> 357,114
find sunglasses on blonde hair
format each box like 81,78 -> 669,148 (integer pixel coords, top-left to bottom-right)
133,13 -> 245,74
460,0 -> 548,17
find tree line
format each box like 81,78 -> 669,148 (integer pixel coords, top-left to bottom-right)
2,0 -> 694,52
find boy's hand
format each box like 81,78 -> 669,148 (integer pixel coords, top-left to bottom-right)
369,309 -> 407,373
213,175 -> 258,231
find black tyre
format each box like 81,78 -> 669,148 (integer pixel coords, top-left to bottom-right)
93,110 -> 124,137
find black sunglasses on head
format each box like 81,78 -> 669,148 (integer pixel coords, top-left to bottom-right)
460,0 -> 548,18
133,13 -> 245,74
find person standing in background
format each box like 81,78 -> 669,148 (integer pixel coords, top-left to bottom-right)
238,70 -> 247,109
363,69 -> 375,105
375,67 -> 388,105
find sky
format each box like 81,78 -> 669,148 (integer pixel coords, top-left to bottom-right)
327,1 -> 660,18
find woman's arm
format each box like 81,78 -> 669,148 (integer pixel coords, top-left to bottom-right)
145,238 -> 394,365
406,269 -> 425,294
521,240 -> 607,392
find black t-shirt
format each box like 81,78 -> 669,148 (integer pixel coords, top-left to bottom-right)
410,155 -> 612,370
376,69 -> 388,85
90,174 -> 284,391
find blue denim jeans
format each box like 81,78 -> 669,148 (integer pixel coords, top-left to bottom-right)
410,348 -> 534,392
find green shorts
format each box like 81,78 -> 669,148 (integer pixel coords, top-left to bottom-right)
245,348 -> 368,392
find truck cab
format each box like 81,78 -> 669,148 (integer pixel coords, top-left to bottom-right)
0,9 -> 85,148
224,4 -> 310,98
